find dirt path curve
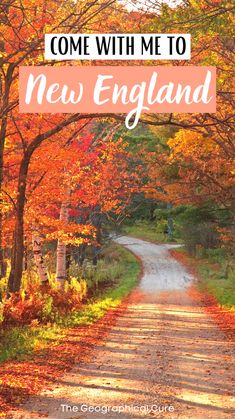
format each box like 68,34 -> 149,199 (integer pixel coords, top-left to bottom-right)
9,237 -> 235,419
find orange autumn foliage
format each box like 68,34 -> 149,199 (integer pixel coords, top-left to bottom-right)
145,130 -> 234,208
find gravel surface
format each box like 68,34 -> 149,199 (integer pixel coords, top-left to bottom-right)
116,237 -> 193,292
8,237 -> 235,419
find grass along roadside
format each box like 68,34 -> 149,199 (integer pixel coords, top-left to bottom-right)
123,221 -> 179,244
0,244 -> 140,363
171,246 -> 235,308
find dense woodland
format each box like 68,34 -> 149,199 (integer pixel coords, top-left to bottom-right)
0,0 -> 234,328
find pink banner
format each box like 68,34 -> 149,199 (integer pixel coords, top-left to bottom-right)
19,66 -> 216,115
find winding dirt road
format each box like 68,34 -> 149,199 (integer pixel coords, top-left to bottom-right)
9,237 -> 235,418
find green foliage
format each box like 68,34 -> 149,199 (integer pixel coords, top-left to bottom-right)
153,204 -> 233,255
197,249 -> 235,308
0,324 -> 65,363
62,245 -> 139,328
41,294 -> 53,322
176,204 -> 234,255
173,245 -> 234,308
124,194 -> 158,223
123,201 -> 233,257
174,244 -> 235,308
79,258 -> 124,293
182,222 -> 219,256
123,220 -> 177,243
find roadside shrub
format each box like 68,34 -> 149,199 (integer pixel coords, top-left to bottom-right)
77,258 -> 124,294
182,222 -> 219,256
2,291 -> 49,325
0,244 -> 126,325
41,294 -> 54,321
1,276 -> 88,325
47,278 -> 87,314
206,248 -> 230,262
103,249 -> 122,263
155,219 -> 168,234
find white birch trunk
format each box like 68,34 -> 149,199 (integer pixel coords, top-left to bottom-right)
32,229 -> 48,283
56,200 -> 69,287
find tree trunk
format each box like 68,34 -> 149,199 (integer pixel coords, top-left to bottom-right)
56,199 -> 69,287
66,244 -> 71,279
0,64 -> 14,278
90,208 -> 102,266
8,204 -> 24,292
8,155 -> 29,292
32,227 -> 49,283
77,244 -> 86,266
24,236 -> 28,271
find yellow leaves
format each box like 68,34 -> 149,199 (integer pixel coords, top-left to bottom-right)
30,319 -> 39,327
45,221 -> 95,245
168,130 -> 216,162
0,204 -> 11,215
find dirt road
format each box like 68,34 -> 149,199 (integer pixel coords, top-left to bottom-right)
9,237 -> 235,418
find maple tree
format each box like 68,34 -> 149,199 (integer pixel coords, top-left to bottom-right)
33,131 -> 140,284
0,0 -> 141,290
0,0 -> 151,290
0,0 -> 119,282
3,114 -> 142,291
135,0 -> 235,247
144,129 -> 234,207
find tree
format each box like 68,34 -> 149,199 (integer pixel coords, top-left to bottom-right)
1,0 -> 152,290
0,0 -> 119,280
